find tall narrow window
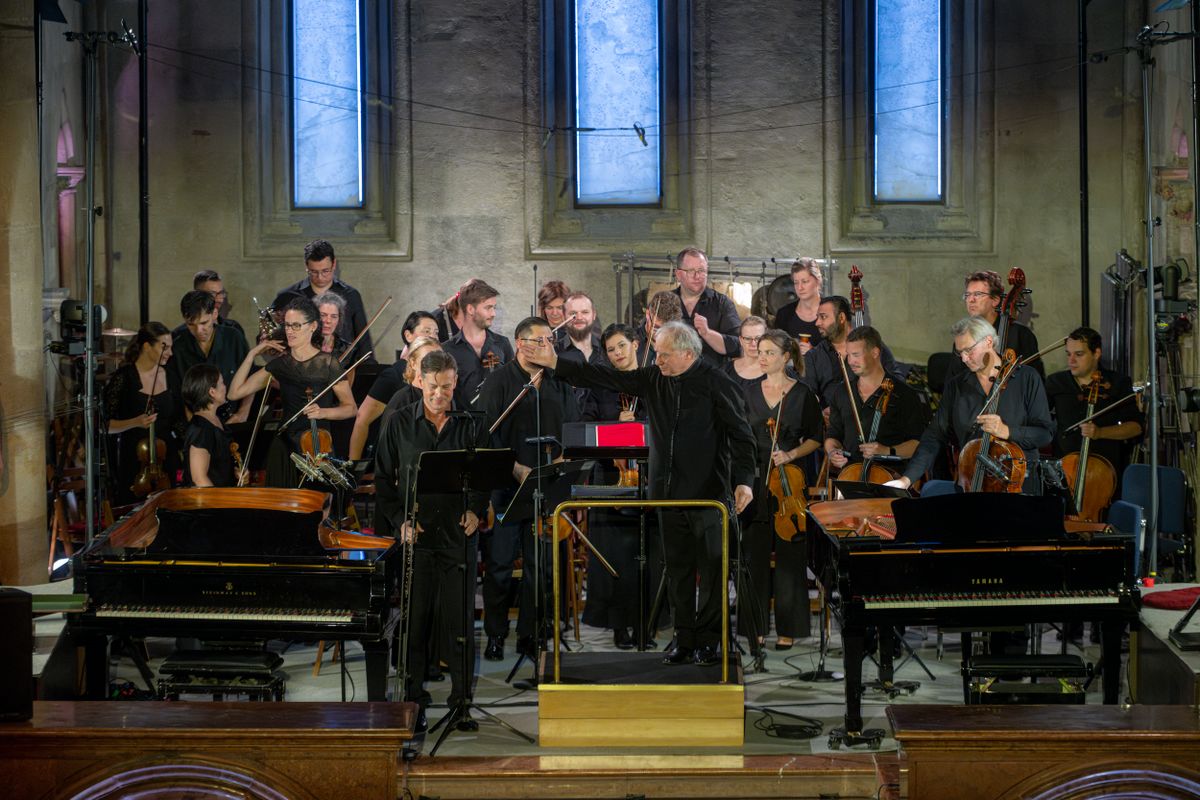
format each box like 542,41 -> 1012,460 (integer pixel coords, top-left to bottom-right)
573,0 -> 661,205
872,0 -> 943,202
292,0 -> 364,208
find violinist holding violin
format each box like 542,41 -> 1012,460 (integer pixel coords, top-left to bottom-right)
824,327 -> 924,476
1045,327 -> 1143,499
887,317 -> 1053,495
741,329 -> 821,650
102,322 -> 181,505
227,296 -> 357,488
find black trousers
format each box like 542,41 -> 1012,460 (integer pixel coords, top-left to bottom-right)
659,507 -> 723,650
482,511 -> 565,640
405,542 -> 476,709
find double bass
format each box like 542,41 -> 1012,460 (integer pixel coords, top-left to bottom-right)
1060,371 -> 1118,521
957,349 -> 1026,493
848,265 -> 867,330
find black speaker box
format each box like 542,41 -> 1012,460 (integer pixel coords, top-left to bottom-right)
0,588 -> 34,721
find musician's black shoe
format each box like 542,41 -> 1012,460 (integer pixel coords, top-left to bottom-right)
614,628 -> 635,650
516,635 -> 537,657
414,707 -> 428,734
663,635 -> 678,654
662,646 -> 694,665
484,636 -> 505,661
693,645 -> 721,666
455,709 -> 479,732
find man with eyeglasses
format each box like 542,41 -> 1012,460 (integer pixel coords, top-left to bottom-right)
193,269 -> 245,344
672,246 -> 742,364
525,321 -> 756,667
945,270 -> 1043,384
474,316 -> 581,662
886,316 -> 1053,495
168,290 -> 252,423
272,239 -> 375,363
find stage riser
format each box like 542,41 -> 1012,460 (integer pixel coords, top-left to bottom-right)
539,684 -> 745,748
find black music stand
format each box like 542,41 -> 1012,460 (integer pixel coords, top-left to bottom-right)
500,459 -> 591,687
410,447 -> 535,756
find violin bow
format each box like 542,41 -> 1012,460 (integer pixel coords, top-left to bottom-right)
836,349 -> 867,444
486,314 -> 576,435
238,380 -> 273,487
281,351 -> 374,429
629,295 -> 664,415
339,296 -> 393,363
1017,336 -> 1067,368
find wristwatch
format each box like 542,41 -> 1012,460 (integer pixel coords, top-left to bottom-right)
888,446 -> 896,456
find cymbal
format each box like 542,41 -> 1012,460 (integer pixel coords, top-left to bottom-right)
102,327 -> 137,337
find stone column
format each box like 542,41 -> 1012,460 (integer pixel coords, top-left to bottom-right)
0,0 -> 49,585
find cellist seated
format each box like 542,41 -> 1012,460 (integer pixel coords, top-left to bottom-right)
823,327 -> 924,483
885,317 -> 1054,495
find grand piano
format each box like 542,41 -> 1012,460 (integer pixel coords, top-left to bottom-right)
809,493 -> 1140,745
65,488 -> 400,701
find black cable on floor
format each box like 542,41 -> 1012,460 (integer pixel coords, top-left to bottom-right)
746,704 -> 824,740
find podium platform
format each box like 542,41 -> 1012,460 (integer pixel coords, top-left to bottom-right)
538,651 -> 745,747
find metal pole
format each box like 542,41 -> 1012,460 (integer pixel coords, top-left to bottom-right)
1078,0 -> 1091,327
83,41 -> 98,542
1192,0 -> 1200,301
137,0 -> 149,324
1141,53 -> 1161,580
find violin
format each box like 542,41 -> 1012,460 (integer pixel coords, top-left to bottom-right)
131,397 -> 170,498
299,387 -> 333,457
1061,371 -> 1117,521
838,378 -> 901,484
765,417 -> 807,541
957,349 -> 1026,493
614,393 -> 640,487
230,442 -> 248,487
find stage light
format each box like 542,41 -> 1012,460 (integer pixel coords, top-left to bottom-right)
1179,387 -> 1200,414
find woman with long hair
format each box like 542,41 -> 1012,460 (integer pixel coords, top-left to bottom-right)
102,321 -> 180,505
740,329 -> 821,650
228,296 -> 357,487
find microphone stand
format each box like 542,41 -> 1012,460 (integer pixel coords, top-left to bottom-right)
511,375 -> 547,691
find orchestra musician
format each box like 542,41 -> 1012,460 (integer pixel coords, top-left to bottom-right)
538,279 -> 571,340
227,296 -> 358,487
642,290 -> 683,362
886,317 -> 1054,495
442,278 -> 514,408
525,321 -> 756,667
673,247 -> 743,364
374,350 -> 488,733
1045,326 -> 1143,490
724,316 -> 767,389
824,326 -> 925,472
557,291 -> 605,410
579,323 -> 654,648
168,290 -> 251,423
193,269 -> 245,342
349,323 -> 441,461
945,270 -> 1043,382
432,281 -> 471,342
803,296 -> 897,407
397,311 -> 440,367
741,329 -> 820,650
771,257 -> 824,356
313,292 -> 352,358
180,364 -> 235,488
474,316 -> 581,661
273,239 -> 375,363
102,322 -> 181,505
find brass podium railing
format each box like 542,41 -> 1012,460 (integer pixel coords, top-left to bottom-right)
549,498 -> 731,684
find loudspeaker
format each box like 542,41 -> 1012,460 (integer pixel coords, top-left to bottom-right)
0,588 -> 33,721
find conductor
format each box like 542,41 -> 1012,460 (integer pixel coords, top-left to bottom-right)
525,321 -> 756,666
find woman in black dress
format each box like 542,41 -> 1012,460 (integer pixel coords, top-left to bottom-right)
349,315 -> 439,460
102,322 -> 180,506
740,329 -> 821,649
723,315 -> 766,389
227,297 -> 357,487
771,258 -> 824,357
180,364 -> 234,487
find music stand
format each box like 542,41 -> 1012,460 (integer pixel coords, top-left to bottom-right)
410,447 -> 535,756
501,459 -> 591,687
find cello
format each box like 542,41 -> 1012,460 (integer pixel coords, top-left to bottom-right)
957,349 -> 1026,493
1060,371 -> 1118,521
838,378 -> 901,484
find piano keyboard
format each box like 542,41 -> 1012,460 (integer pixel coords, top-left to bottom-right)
94,605 -> 354,624
861,590 -> 1121,610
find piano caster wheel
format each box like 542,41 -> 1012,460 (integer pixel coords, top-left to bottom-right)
828,727 -> 886,750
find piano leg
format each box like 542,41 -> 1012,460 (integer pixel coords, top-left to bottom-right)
1100,620 -> 1123,704
827,627 -> 883,749
83,634 -> 110,699
878,627 -> 895,685
363,639 -> 390,701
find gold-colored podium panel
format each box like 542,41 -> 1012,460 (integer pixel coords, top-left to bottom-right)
538,683 -> 745,747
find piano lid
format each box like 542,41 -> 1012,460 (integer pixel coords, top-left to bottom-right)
891,493 -> 1067,545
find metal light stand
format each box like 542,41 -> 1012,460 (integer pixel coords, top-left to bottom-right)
63,23 -> 138,542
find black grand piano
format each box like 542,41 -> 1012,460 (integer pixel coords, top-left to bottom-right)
65,488 -> 400,701
809,493 -> 1140,745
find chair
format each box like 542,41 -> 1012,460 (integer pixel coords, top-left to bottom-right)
925,352 -> 956,396
1106,500 -> 1145,578
1120,464 -> 1192,580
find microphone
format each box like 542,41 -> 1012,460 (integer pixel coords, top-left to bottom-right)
525,435 -> 561,446
290,452 -> 324,483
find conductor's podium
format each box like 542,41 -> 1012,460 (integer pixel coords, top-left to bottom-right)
538,651 -> 745,747
541,497 -> 745,748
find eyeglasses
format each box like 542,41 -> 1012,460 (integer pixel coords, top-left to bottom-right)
678,268 -> 708,277
518,336 -> 549,346
307,268 -> 335,278
283,321 -> 313,332
954,338 -> 989,357
962,291 -> 994,300
739,335 -> 761,344
208,290 -> 228,299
